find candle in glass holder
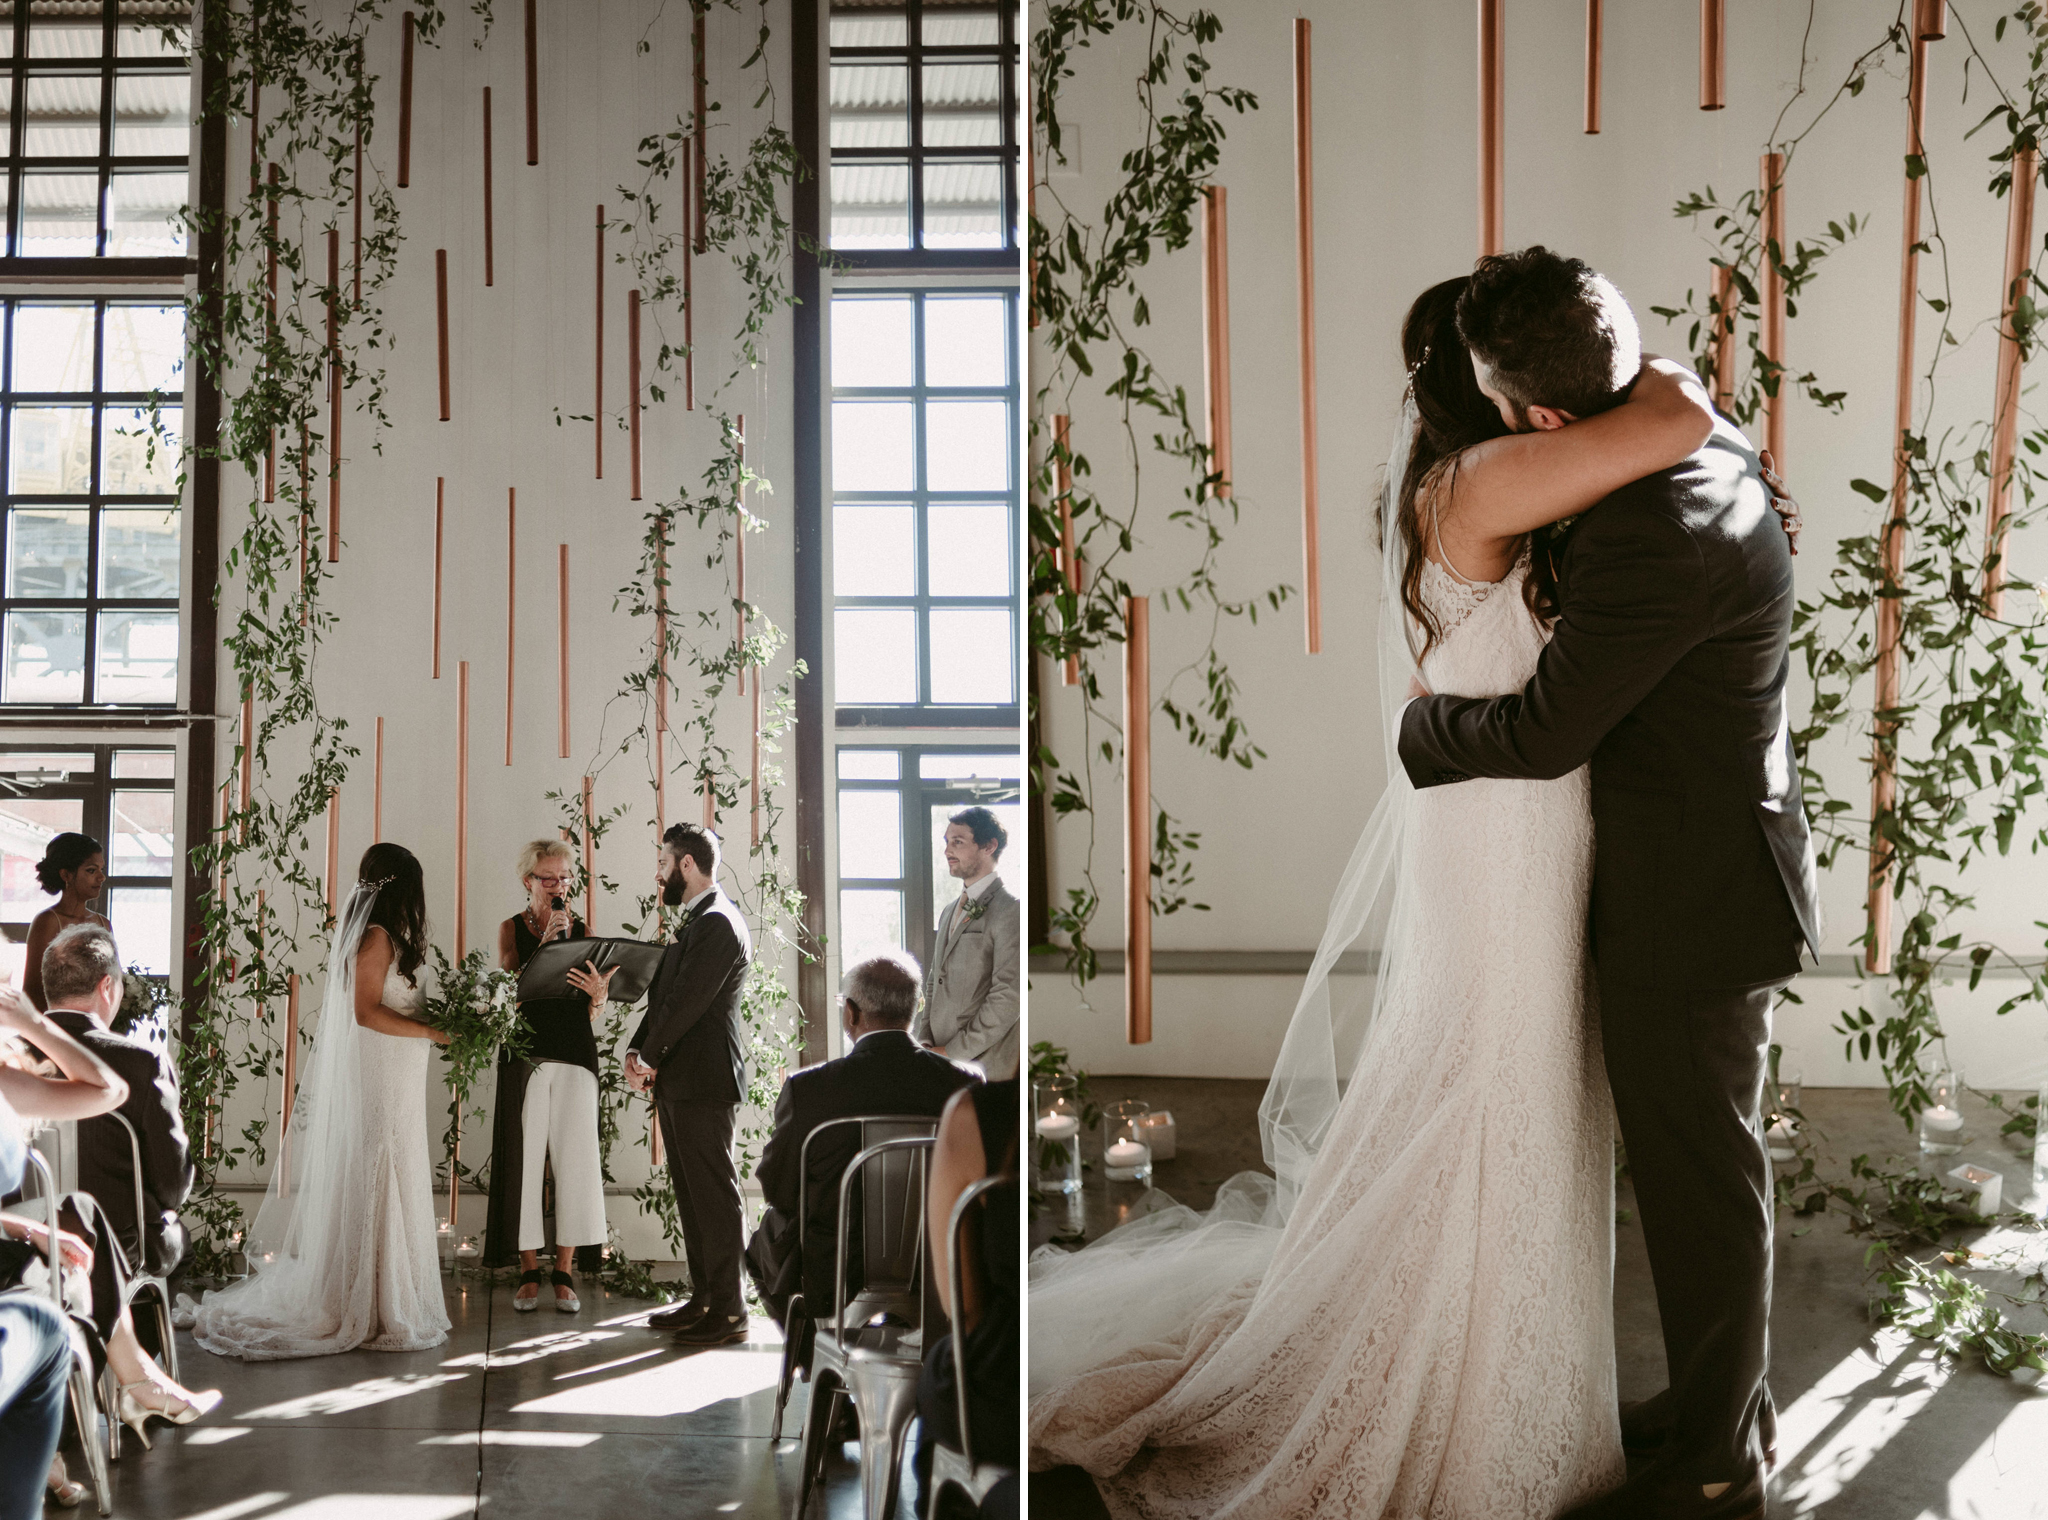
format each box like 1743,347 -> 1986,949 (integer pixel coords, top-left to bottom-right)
1034,1076 -> 1085,1195
1919,1070 -> 1967,1155
1766,1074 -> 1801,1162
1102,1099 -> 1154,1183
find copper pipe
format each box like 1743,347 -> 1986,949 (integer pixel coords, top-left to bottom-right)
506,488 -> 517,768
297,424 -> 309,624
327,229 -> 342,562
650,1108 -> 664,1169
735,414 -> 747,695
656,519 -> 670,734
595,205 -> 605,478
1710,263 -> 1737,414
353,42 -> 364,305
1477,0 -> 1505,257
399,10 -> 415,188
703,772 -> 715,830
581,776 -> 596,930
1054,414 -> 1080,686
324,787 -> 340,924
1201,186 -> 1232,501
247,75 -> 259,199
628,289 -> 642,499
1985,146 -> 2038,618
524,0 -> 539,165
456,662 -> 470,956
1294,19 -> 1322,656
683,139 -> 695,411
482,87 -> 495,287
1700,0 -> 1726,111
1916,0 -> 1948,40
693,6 -> 708,254
264,164 -> 278,503
432,477 -> 445,678
280,972 -> 299,1191
1583,0 -> 1602,134
1759,152 -> 1787,466
239,684 -> 253,836
374,716 -> 385,842
448,1131 -> 460,1238
559,545 -> 572,759
750,677 -> 762,849
436,249 -> 451,421
1125,595 -> 1152,1045
1870,40 -> 1936,974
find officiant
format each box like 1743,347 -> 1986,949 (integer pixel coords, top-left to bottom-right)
483,839 -> 614,1310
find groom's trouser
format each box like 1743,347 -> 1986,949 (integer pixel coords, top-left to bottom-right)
657,1097 -> 748,1318
1598,971 -> 1781,1483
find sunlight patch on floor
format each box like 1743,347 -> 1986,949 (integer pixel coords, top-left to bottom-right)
172,1495 -> 288,1520
1775,1330 -> 1956,1513
248,1499 -> 479,1520
552,1348 -> 663,1380
511,1347 -> 783,1417
181,1426 -> 252,1444
419,1429 -> 603,1447
237,1372 -> 470,1420
441,1327 -> 624,1370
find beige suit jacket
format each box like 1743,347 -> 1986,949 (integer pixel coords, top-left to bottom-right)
912,877 -> 1021,1079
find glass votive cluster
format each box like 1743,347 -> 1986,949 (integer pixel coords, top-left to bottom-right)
1919,1069 -> 1967,1156
1034,1075 -> 1084,1196
1102,1099 -> 1153,1184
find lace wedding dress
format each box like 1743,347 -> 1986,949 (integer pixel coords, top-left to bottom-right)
195,889 -> 450,1361
1029,552 -> 1625,1519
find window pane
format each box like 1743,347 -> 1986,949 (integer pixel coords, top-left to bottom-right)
103,306 -> 186,394
10,409 -> 94,494
0,754 -> 93,781
12,305 -> 96,392
109,790 -> 175,878
108,888 -> 172,975
922,3 -> 1000,45
922,160 -> 1004,249
832,400 -> 915,491
102,406 -> 181,494
930,803 -> 1020,929
6,509 -> 89,597
30,19 -> 103,57
838,888 -> 904,959
925,399 -> 1008,491
106,173 -> 187,257
100,509 -> 180,598
834,503 -> 916,596
112,749 -> 176,778
118,25 -> 189,58
919,753 -> 1021,781
112,73 -> 190,156
19,171 -> 99,257
4,611 -> 88,702
837,787 -> 903,878
831,296 -> 915,388
831,162 -> 910,250
95,610 -> 179,703
834,608 -> 917,704
830,64 -> 907,148
24,75 -> 101,156
924,296 -> 1008,387
837,749 -> 900,780
927,503 -> 1010,596
928,607 -> 1013,704
922,63 -> 1001,148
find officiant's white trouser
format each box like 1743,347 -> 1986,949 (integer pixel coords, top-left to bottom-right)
519,1061 -> 607,1250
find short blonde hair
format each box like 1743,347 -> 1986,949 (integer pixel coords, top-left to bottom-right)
516,839 -> 575,881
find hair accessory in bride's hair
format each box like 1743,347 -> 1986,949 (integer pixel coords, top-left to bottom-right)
1404,342 -> 1434,394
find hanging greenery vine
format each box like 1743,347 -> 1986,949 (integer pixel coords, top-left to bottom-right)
1029,1 -> 1285,983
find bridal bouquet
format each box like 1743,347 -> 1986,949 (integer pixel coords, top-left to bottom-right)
421,946 -> 524,1103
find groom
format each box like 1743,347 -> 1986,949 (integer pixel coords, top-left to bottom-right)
625,823 -> 755,1346
1399,248 -> 1821,1520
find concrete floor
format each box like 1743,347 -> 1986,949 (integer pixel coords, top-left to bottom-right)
1030,1081 -> 2048,1519
60,1275 -> 911,1520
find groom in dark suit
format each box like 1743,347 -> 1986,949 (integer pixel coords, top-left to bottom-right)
1399,248 -> 1822,1520
625,823 -> 755,1346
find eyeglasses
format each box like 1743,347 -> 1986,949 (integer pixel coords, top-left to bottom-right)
528,874 -> 572,887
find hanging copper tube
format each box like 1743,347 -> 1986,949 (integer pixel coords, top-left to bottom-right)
505,488 -> 517,768
693,6 -> 708,254
456,662 -> 470,956
297,423 -> 309,622
436,249 -> 451,420
559,545 -> 571,759
1125,595 -> 1152,1045
1985,148 -> 2038,618
374,716 -> 385,842
264,164 -> 278,502
735,414 -> 747,695
482,87 -> 495,287
1294,19 -> 1322,656
1710,263 -> 1737,414
1870,38 -> 1937,975
683,139 -> 695,411
327,229 -> 342,562
524,0 -> 539,165
1477,0 -> 1505,257
1759,152 -> 1787,466
448,1133 -> 460,1237
1700,0 -> 1726,110
595,205 -> 605,478
1201,186 -> 1232,500
324,787 -> 340,924
352,42 -> 364,305
656,519 -> 670,734
581,776 -> 596,930
650,1108 -> 664,1168
750,679 -> 763,849
1916,0 -> 1948,40
702,772 -> 715,831
399,10 -> 415,188
239,684 -> 253,835
1583,0 -> 1602,134
629,289 -> 643,499
280,972 -> 298,1192
432,477 -> 445,678
1054,414 -> 1080,686
247,75 -> 260,199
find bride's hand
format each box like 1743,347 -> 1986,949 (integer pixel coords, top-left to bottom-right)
427,1025 -> 453,1046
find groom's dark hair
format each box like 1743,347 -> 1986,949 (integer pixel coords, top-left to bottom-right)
1456,247 -> 1640,421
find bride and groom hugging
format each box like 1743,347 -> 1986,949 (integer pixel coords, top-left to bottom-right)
1029,246 -> 1823,1520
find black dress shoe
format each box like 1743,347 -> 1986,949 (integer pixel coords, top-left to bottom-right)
647,1300 -> 708,1331
1562,1464 -> 1765,1520
672,1313 -> 749,1347
1619,1392 -> 1777,1469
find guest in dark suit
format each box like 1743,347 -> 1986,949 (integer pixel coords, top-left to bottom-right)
625,824 -> 754,1346
758,950 -> 979,1331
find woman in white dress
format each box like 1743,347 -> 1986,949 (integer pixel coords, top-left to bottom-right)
1029,278 -> 1729,1518
194,844 -> 453,1360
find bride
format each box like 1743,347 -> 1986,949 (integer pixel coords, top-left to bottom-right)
1029,278 -> 1732,1518
195,843 -> 453,1360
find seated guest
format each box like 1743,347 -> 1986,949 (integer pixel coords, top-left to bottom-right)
914,1077 -> 1018,1519
757,951 -> 979,1335
913,809 -> 1021,1079
483,840 -> 613,1311
20,834 -> 110,1012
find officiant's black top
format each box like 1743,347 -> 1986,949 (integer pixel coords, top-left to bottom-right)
507,913 -> 601,1076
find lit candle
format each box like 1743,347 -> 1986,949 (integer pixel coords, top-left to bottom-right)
1105,1140 -> 1150,1168
1035,1114 -> 1080,1142
1923,1105 -> 1964,1132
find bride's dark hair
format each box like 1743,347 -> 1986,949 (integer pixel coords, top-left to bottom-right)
357,842 -> 427,984
1383,276 -> 1559,656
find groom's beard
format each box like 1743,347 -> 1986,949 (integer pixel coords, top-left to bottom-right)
662,873 -> 687,907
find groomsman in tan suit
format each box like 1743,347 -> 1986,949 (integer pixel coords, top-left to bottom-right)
913,806 -> 1021,1078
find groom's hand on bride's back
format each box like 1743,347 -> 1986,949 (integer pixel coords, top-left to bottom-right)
1759,450 -> 1801,555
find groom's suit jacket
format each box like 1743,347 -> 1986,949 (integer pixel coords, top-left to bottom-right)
912,879 -> 1021,1079
1398,413 -> 1822,991
629,890 -> 753,1104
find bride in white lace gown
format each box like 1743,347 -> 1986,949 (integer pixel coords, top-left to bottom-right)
1029,281 -> 1722,1519
195,844 -> 452,1360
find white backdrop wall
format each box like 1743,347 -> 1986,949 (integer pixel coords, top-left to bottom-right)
1032,0 -> 2048,1094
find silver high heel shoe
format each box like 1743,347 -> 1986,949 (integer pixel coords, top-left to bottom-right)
551,1269 -> 580,1313
116,1378 -> 224,1449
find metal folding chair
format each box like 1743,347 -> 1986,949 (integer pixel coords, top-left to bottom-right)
791,1134 -> 935,1520
928,1173 -> 1017,1518
99,1108 -> 176,1462
768,1114 -> 939,1444
19,1141 -> 112,1516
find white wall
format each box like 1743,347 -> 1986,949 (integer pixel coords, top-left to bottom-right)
1033,0 -> 2048,1093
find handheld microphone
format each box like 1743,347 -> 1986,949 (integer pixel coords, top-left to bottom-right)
549,894 -> 568,940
